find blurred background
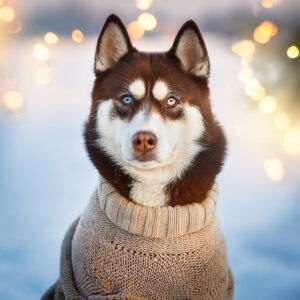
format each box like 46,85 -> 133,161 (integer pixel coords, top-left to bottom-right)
1,0 -> 300,299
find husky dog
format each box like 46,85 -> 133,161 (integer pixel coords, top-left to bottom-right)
42,14 -> 233,300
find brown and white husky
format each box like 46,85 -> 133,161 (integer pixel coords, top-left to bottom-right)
42,14 -> 233,300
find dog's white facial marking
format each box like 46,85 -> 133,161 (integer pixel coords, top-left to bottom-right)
152,80 -> 169,101
129,79 -> 145,99
96,99 -> 205,206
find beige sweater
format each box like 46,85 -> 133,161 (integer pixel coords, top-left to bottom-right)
41,177 -> 234,300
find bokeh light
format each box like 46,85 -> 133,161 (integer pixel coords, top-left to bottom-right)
128,21 -> 144,39
3,90 -> 23,110
253,21 -> 277,44
44,32 -> 58,44
137,13 -> 157,31
0,6 -> 15,22
136,0 -> 153,10
245,79 -> 266,101
35,65 -> 53,85
282,125 -> 300,154
231,40 -> 255,58
275,113 -> 292,131
264,158 -> 284,181
8,21 -> 22,34
259,96 -> 277,114
286,45 -> 299,59
33,44 -> 50,62
72,29 -> 84,43
239,66 -> 253,82
251,85 -> 266,101
261,0 -> 275,8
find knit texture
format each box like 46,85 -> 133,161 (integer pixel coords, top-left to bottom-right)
98,178 -> 218,238
41,177 -> 234,300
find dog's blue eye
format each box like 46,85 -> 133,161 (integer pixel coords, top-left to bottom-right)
166,97 -> 177,106
121,95 -> 133,105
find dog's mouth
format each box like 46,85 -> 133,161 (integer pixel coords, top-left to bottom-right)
125,158 -> 159,170
122,148 -> 177,170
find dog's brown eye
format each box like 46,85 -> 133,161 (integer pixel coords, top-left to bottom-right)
165,97 -> 178,107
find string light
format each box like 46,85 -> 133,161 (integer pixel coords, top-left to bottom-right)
136,0 -> 153,10
245,79 -> 265,101
264,158 -> 284,181
72,30 -> 84,43
261,0 -> 275,9
239,67 -> 253,82
8,21 -> 22,34
275,113 -> 291,131
231,40 -> 255,58
33,44 -> 50,62
138,13 -> 157,31
3,90 -> 23,110
35,65 -> 53,85
128,21 -> 144,39
259,96 -> 277,114
45,32 -> 58,44
0,6 -> 15,22
282,125 -> 300,155
253,21 -> 277,44
286,46 -> 299,59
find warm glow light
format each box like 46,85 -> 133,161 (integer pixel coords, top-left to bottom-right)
282,125 -> 300,154
253,21 -> 277,44
231,40 -> 255,58
251,85 -> 266,101
138,13 -> 157,31
275,113 -> 291,131
35,65 -> 53,85
8,21 -> 22,34
286,46 -> 299,59
244,79 -> 263,100
241,56 -> 253,66
3,90 -> 23,110
0,6 -> 15,22
239,67 -> 253,82
33,44 -> 50,62
45,32 -> 58,44
127,21 -> 144,39
261,0 -> 275,8
136,0 -> 153,10
72,29 -> 84,43
259,96 -> 277,114
264,158 -> 284,181
245,79 -> 265,101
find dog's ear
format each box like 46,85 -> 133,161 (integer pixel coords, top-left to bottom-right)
94,14 -> 134,73
168,20 -> 210,77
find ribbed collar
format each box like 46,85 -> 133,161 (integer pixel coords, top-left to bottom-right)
97,177 -> 218,238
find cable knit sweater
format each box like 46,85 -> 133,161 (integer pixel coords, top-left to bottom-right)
41,177 -> 234,300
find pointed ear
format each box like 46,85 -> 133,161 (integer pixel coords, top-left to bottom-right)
168,20 -> 210,77
94,14 -> 134,73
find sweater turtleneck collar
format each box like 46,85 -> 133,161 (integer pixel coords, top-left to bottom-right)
97,176 -> 218,238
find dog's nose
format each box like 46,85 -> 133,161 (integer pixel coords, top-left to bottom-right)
132,131 -> 157,155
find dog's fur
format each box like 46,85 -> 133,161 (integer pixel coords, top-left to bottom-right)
84,14 -> 226,207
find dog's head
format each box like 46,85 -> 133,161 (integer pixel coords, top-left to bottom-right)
85,14 -> 226,206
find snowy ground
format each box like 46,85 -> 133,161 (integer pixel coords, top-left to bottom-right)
1,35 -> 300,300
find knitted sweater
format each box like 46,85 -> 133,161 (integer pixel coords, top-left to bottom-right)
42,177 -> 234,300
